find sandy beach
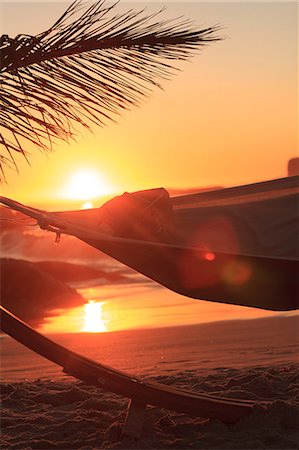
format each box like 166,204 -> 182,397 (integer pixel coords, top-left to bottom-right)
1,364 -> 298,450
1,316 -> 298,449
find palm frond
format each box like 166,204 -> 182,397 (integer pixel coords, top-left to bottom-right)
0,0 -> 221,180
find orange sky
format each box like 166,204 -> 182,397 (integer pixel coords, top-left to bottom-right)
0,1 -> 297,208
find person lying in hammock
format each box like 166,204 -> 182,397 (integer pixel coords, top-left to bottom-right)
97,188 -> 177,243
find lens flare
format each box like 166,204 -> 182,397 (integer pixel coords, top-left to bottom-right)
204,251 -> 216,261
222,261 -> 252,286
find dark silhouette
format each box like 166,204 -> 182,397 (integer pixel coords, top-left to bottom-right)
0,258 -> 84,326
288,157 -> 299,177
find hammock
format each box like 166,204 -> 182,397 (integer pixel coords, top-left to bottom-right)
1,176 -> 298,311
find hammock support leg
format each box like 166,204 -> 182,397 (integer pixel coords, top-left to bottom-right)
122,398 -> 146,440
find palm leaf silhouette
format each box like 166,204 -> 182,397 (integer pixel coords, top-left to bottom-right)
0,0 -> 221,180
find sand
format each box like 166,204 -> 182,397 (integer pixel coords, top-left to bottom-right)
1,315 -> 298,450
1,364 -> 298,449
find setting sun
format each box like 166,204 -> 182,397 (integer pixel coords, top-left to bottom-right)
61,169 -> 113,201
81,201 -> 94,209
82,301 -> 107,333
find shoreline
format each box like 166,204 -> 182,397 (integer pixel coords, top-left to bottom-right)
2,314 -> 298,383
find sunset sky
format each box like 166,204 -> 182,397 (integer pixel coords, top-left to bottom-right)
0,1 -> 297,209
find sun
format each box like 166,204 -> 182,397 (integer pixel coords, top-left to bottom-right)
61,169 -> 113,201
82,301 -> 107,333
81,201 -> 94,209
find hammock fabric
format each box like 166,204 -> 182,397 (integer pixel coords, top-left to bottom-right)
1,176 -> 298,311
50,176 -> 298,312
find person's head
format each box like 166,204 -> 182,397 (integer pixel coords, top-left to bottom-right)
287,158 -> 299,177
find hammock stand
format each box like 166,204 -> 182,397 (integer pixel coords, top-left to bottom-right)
0,305 -> 256,440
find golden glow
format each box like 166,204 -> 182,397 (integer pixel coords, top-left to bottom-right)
40,284 -> 280,335
1,2 -> 296,208
0,2 -> 295,335
82,301 -> 107,333
81,201 -> 94,209
60,169 -> 113,201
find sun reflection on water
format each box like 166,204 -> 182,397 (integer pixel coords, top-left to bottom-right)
40,283 -> 279,335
